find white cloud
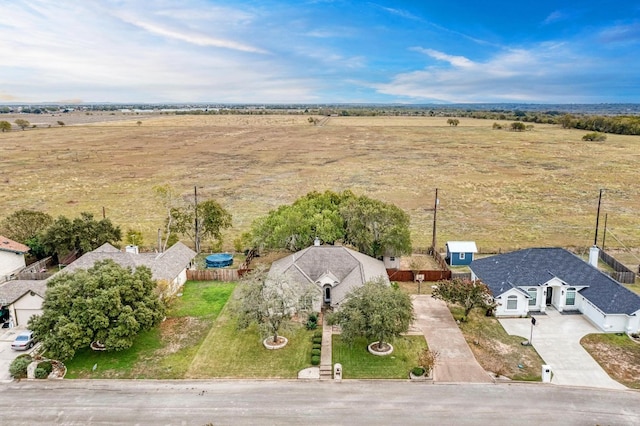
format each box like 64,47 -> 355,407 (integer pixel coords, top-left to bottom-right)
412,48 -> 475,68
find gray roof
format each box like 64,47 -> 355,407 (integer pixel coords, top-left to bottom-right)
61,242 -> 196,283
269,245 -> 389,305
0,280 -> 47,305
470,247 -> 640,315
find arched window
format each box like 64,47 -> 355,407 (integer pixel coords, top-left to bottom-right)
507,295 -> 518,310
566,287 -> 576,306
528,288 -> 537,306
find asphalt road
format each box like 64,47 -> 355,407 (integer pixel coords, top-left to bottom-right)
0,380 -> 638,425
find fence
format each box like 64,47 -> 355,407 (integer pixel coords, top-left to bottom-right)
599,250 -> 636,284
386,269 -> 451,282
186,268 -> 251,282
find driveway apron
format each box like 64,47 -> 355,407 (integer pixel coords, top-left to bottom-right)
412,295 -> 492,383
499,308 -> 626,390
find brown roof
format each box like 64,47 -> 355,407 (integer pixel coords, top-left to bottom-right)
0,236 -> 29,254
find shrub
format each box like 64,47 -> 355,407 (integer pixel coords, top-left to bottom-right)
492,122 -> 503,130
510,122 -> 526,132
582,132 -> 607,142
38,361 -> 53,375
417,348 -> 439,375
306,319 -> 318,330
311,355 -> 321,365
312,343 -> 322,350
9,357 -> 32,379
311,348 -> 321,356
34,367 -> 49,379
313,330 -> 322,339
411,367 -> 426,376
312,336 -> 322,344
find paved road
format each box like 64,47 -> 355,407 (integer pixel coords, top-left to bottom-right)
499,308 -> 626,390
412,295 -> 493,383
0,380 -> 638,425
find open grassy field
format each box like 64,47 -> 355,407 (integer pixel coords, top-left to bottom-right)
2,113 -> 639,258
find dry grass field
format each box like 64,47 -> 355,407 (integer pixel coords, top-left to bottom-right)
1,112 -> 639,263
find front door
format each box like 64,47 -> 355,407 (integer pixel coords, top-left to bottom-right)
324,286 -> 331,304
545,287 -> 553,305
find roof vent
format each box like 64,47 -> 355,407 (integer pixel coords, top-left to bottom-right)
125,245 -> 139,254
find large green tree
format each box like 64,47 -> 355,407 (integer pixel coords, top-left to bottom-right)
431,278 -> 495,318
28,259 -> 165,360
248,190 -> 412,257
329,278 -> 414,350
0,209 -> 53,244
42,212 -> 121,259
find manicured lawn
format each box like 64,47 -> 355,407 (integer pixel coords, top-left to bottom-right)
185,304 -> 314,378
451,306 -> 543,381
65,281 -> 234,379
332,335 -> 427,379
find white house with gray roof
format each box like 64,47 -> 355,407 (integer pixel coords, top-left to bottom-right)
470,247 -> 640,334
268,243 -> 389,311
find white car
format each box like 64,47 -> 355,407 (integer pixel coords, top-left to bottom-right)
11,331 -> 36,351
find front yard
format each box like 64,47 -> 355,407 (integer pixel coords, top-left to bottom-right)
581,333 -> 640,389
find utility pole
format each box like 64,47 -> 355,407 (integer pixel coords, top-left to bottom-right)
431,188 -> 439,253
194,185 -> 200,254
594,189 -> 604,246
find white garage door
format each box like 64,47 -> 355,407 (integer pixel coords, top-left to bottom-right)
16,309 -> 42,327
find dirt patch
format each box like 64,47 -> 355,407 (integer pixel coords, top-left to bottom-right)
156,316 -> 209,356
581,334 -> 640,389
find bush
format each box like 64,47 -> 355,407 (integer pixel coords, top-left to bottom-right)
311,355 -> 321,365
306,320 -> 317,330
492,122 -> 503,130
312,336 -> 322,344
34,367 -> 49,379
38,361 -> 53,375
9,357 -> 32,379
311,348 -> 321,356
582,132 -> 607,142
312,343 -> 322,350
313,330 -> 322,339
411,367 -> 426,376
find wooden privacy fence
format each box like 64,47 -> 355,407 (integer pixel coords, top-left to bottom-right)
187,268 -> 251,282
386,269 -> 451,282
599,250 -> 636,284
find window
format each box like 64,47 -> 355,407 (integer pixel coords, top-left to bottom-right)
507,295 -> 518,310
459,253 -> 465,260
566,288 -> 576,306
528,288 -> 537,306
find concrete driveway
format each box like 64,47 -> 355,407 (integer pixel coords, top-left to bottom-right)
499,309 -> 626,390
412,295 -> 493,383
0,327 -> 35,382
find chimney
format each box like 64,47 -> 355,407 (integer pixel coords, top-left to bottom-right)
314,237 -> 321,247
588,245 -> 599,268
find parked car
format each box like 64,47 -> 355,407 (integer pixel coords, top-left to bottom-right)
11,330 -> 36,351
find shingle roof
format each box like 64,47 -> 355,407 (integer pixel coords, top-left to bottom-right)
61,242 -> 196,282
269,245 -> 389,305
0,279 -> 47,305
470,247 -> 640,315
0,236 -> 29,254
446,241 -> 478,253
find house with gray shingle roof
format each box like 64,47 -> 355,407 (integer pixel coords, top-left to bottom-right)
0,235 -> 30,282
268,243 -> 389,311
0,242 -> 196,327
469,247 -> 640,333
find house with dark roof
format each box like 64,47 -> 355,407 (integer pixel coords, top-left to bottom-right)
469,247 -> 640,333
268,242 -> 390,311
0,236 -> 30,282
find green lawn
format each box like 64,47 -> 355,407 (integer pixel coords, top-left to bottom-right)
332,335 -> 427,379
185,304 -> 314,378
64,281 -> 235,379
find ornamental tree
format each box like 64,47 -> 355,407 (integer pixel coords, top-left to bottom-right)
431,278 -> 495,318
329,277 -> 414,350
28,259 -> 165,360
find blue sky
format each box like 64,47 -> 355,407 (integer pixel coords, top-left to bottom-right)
2,0 -> 639,104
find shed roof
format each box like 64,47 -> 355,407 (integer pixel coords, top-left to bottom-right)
470,247 -> 640,315
0,236 -> 29,254
446,241 -> 478,253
